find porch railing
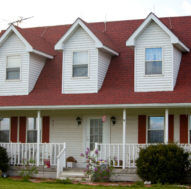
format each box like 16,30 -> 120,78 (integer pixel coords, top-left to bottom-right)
57,143 -> 66,178
0,143 -> 65,166
95,143 -> 191,168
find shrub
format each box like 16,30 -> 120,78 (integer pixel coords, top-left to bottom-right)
19,159 -> 38,181
136,144 -> 190,184
0,146 -> 9,173
80,148 -> 113,182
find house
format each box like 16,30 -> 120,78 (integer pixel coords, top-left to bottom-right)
0,12 -> 191,179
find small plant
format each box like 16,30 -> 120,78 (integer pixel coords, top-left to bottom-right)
136,144 -> 190,184
0,146 -> 9,173
80,148 -> 113,182
19,159 -> 38,181
56,178 -> 72,184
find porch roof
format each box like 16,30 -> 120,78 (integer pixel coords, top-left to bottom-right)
0,16 -> 191,108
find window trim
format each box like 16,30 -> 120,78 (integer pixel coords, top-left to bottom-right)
5,54 -> 21,81
147,115 -> 165,144
0,118 -> 11,143
72,50 -> 89,79
144,47 -> 163,76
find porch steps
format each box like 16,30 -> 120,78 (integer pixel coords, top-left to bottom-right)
59,168 -> 89,181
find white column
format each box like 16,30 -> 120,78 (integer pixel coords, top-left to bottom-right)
165,109 -> 169,144
122,109 -> 126,169
36,111 -> 41,166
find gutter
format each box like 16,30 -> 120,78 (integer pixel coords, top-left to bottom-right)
0,103 -> 191,110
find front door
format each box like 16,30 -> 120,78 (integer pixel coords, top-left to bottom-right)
85,118 -> 110,151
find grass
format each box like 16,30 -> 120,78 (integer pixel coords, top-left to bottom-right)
0,178 -> 188,189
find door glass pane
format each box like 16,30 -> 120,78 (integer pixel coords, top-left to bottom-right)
90,119 -> 103,151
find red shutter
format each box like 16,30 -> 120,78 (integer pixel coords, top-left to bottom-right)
42,116 -> 50,143
19,117 -> 26,143
180,115 -> 188,144
138,115 -> 146,144
10,117 -> 18,142
168,115 -> 174,143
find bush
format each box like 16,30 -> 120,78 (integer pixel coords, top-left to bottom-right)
136,144 -> 190,184
0,146 -> 9,173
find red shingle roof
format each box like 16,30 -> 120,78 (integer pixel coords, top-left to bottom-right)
0,16 -> 191,107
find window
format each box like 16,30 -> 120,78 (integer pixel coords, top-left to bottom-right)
145,48 -> 162,75
90,119 -> 103,151
27,118 -> 37,143
148,116 -> 164,143
0,118 -> 10,142
6,55 -> 21,80
73,51 -> 88,77
189,116 -> 191,144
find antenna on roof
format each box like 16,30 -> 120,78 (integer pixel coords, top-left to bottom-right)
8,16 -> 34,26
104,14 -> 107,33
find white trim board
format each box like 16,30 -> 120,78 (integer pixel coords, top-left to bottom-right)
126,13 -> 189,52
1,103 -> 191,110
54,18 -> 119,56
0,25 -> 53,59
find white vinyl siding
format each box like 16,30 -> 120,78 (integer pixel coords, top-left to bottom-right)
98,50 -> 111,90
173,47 -> 182,88
0,33 -> 29,95
50,116 -> 84,166
135,21 -> 173,92
62,27 -> 98,94
29,53 -> 46,92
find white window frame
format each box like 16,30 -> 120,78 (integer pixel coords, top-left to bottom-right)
72,50 -> 89,79
147,116 -> 165,144
144,47 -> 163,76
26,117 -> 40,143
6,55 -> 21,81
0,118 -> 10,143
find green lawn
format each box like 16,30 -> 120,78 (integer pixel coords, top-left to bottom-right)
0,178 -> 188,189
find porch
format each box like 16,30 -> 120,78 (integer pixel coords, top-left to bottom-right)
0,107 -> 190,178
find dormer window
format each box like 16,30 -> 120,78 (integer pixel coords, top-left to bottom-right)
145,48 -> 162,75
6,55 -> 21,80
73,51 -> 88,77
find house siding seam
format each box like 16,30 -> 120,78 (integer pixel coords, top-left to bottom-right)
42,116 -> 50,143
180,115 -> 188,144
29,53 -> 46,92
0,33 -> 29,96
10,117 -> 18,142
168,114 -> 174,143
173,47 -> 182,88
98,50 -> 111,90
62,27 -> 98,94
19,117 -> 26,143
135,21 -> 173,92
138,115 -> 146,144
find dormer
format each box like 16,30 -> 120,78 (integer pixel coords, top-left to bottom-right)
55,18 -> 119,94
126,13 -> 189,92
0,25 -> 54,96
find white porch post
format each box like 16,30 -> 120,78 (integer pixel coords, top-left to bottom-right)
36,111 -> 41,166
164,109 -> 169,144
122,109 -> 126,169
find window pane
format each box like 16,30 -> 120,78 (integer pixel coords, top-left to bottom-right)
0,131 -> 9,142
7,56 -> 21,68
148,117 -> 164,130
148,130 -> 164,143
145,61 -> 162,75
90,119 -> 103,151
73,51 -> 88,65
6,68 -> 20,80
0,118 -> 10,130
73,65 -> 88,77
146,48 -> 162,61
27,130 -> 37,143
28,118 -> 36,130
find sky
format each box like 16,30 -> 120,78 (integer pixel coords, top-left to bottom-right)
0,0 -> 191,29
